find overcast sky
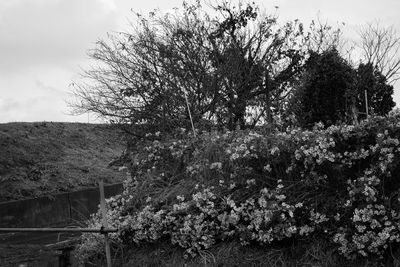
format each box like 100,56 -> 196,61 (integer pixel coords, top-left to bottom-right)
1,0 -> 400,123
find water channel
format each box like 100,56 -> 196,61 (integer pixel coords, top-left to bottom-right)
0,183 -> 123,266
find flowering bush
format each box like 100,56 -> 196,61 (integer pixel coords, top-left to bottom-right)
76,113 -> 400,262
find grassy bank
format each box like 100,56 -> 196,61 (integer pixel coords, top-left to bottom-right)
0,121 -> 126,201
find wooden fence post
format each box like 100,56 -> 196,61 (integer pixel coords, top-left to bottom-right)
99,179 -> 112,267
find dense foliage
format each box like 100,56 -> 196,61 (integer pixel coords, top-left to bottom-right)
292,49 -> 356,127
77,113 -> 400,264
291,51 -> 395,128
355,63 -> 395,118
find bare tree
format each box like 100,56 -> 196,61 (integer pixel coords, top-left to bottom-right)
305,17 -> 343,54
358,21 -> 400,84
70,1 -> 309,131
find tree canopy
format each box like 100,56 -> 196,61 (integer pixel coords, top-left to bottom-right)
71,1 -> 311,133
291,50 -> 395,128
71,1 -> 396,133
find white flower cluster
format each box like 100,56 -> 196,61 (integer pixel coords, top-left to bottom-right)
77,113 -> 400,262
114,182 -> 318,257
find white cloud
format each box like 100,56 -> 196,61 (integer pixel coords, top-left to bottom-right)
0,0 -> 121,122
98,0 -> 117,11
0,0 -> 118,72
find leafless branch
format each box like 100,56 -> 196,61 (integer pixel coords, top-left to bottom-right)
358,21 -> 400,84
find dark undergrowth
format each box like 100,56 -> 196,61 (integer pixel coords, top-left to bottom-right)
82,239 -> 400,267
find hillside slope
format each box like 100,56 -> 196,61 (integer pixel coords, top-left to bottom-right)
0,122 -> 126,202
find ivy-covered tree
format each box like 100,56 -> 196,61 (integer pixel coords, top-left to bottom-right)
292,49 -> 356,128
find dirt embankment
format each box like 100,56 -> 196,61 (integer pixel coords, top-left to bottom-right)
0,122 -> 127,202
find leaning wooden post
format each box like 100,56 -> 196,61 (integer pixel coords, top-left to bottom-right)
183,89 -> 196,137
365,90 -> 369,118
181,72 -> 196,137
99,179 -> 112,267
